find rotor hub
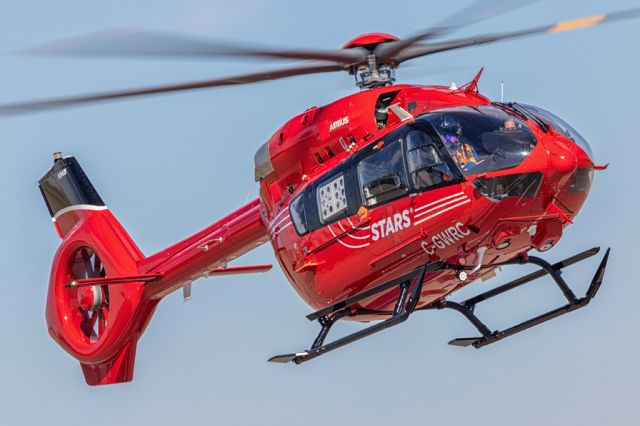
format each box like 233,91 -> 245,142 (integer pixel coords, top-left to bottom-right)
342,33 -> 400,90
353,60 -> 396,89
342,33 -> 400,50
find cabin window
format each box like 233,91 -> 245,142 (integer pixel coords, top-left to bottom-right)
289,194 -> 308,235
290,163 -> 357,235
357,139 -> 409,206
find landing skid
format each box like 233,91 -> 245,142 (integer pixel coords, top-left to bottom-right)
437,247 -> 610,348
269,247 -> 610,364
268,262 -> 438,364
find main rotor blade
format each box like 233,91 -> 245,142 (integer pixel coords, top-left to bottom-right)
395,7 -> 640,64
0,62 -> 344,116
376,0 -> 540,63
21,29 -> 368,66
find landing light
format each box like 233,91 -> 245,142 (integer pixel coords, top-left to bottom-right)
539,242 -> 554,252
496,240 -> 511,250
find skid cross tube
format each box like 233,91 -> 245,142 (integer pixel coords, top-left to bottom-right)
268,263 -> 433,364
438,247 -> 610,349
306,261 -> 443,322
461,247 -> 599,308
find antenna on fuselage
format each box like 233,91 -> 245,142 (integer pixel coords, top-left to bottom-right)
500,80 -> 505,102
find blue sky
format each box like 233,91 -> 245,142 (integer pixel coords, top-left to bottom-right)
1,1 -> 639,425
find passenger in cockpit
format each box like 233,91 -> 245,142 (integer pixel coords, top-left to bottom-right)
502,118 -> 518,131
482,117 -> 533,166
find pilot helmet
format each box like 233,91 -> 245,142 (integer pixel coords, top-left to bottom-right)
440,116 -> 462,143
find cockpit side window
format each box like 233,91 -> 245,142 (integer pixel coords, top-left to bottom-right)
405,129 -> 456,190
357,139 -> 409,207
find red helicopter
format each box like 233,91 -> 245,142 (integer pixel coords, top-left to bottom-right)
4,1 -> 639,385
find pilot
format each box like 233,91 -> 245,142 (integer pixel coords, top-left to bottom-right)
440,116 -> 479,170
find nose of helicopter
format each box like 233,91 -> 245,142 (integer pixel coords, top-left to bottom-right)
547,143 -> 579,190
542,134 -> 595,226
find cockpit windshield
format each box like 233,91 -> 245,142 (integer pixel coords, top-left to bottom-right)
423,106 -> 538,176
519,104 -> 594,160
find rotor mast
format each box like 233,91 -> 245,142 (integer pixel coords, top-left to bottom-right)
342,33 -> 399,89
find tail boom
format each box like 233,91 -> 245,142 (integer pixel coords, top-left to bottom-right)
139,198 -> 268,299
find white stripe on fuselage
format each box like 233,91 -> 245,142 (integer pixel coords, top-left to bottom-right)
414,195 -> 469,219
413,199 -> 471,225
53,204 -> 108,221
269,214 -> 291,231
328,224 -> 370,249
413,192 -> 465,212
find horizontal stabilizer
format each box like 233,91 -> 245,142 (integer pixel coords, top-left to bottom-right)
66,272 -> 163,288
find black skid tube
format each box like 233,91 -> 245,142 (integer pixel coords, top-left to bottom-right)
269,263 -> 432,364
269,247 -> 610,364
441,247 -> 610,349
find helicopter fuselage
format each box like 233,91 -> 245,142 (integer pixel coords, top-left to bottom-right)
36,81 -> 596,385
258,83 -> 594,318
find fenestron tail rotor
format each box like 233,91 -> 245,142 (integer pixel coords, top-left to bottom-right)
2,1 -> 640,116
69,247 -> 109,342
